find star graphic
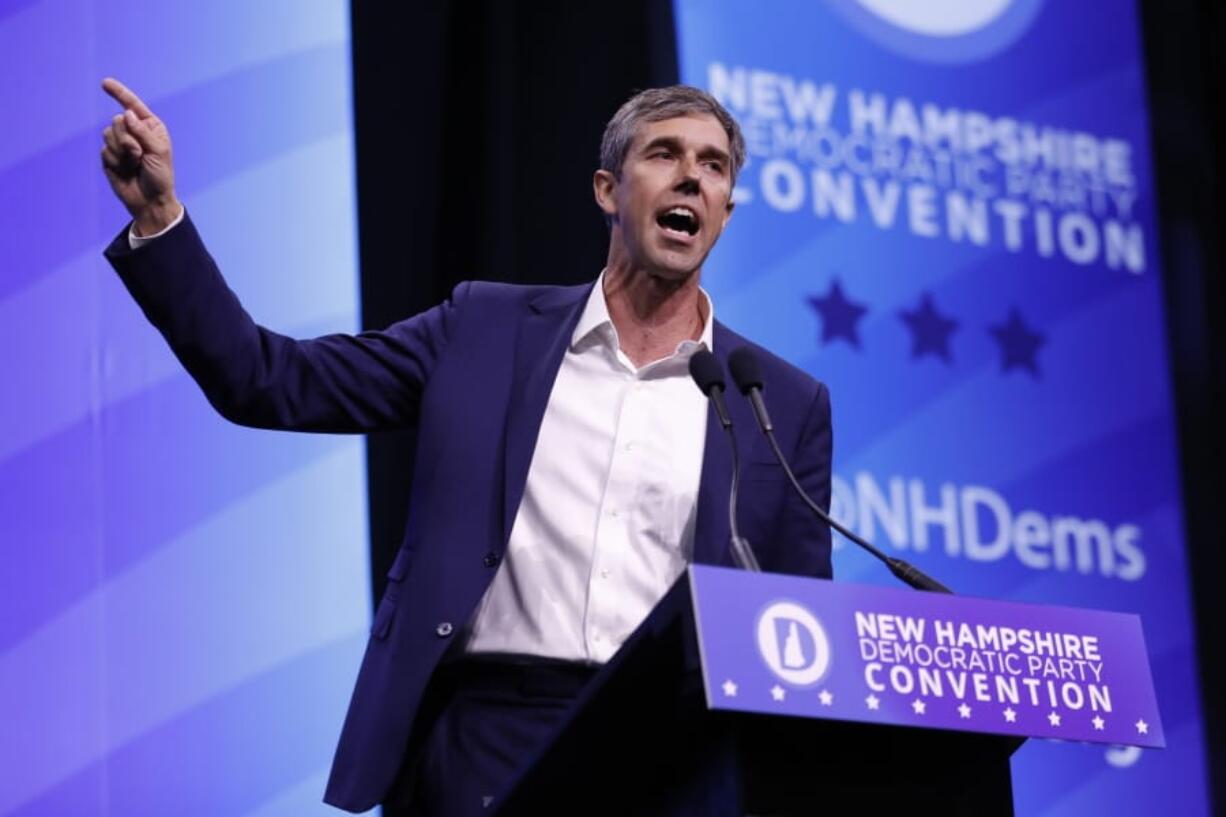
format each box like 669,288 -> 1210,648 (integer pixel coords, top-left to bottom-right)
866,694 -> 881,711
1048,711 -> 1062,727
482,795 -> 494,809
771,685 -> 786,702
808,278 -> 868,349
1135,719 -> 1149,735
911,698 -> 926,715
988,307 -> 1045,377
721,679 -> 738,697
1003,708 -> 1017,723
819,689 -> 834,706
958,703 -> 972,719
1092,716 -> 1105,731
899,292 -> 958,362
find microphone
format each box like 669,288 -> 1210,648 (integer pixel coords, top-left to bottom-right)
688,349 -> 732,430
688,350 -> 761,572
727,347 -> 951,593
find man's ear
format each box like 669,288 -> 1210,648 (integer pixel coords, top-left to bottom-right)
721,197 -> 736,229
593,169 -> 618,217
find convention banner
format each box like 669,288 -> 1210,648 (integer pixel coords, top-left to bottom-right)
674,1 -> 1208,814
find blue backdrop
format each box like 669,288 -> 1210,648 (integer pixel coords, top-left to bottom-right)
675,0 -> 1208,814
0,2 -> 368,815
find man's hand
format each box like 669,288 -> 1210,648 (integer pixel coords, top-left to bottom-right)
100,78 -> 181,236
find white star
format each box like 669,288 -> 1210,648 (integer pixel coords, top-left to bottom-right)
1047,711 -> 1062,727
911,698 -> 926,715
1003,708 -> 1017,723
1136,719 -> 1149,735
771,685 -> 786,701
482,795 -> 494,808
866,694 -> 881,710
957,703 -> 972,719
722,679 -> 738,697
1092,716 -> 1105,730
818,689 -> 833,706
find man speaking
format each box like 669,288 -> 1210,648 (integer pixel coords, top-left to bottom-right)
99,77 -> 833,815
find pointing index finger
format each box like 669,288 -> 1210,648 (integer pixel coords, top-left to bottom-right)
101,77 -> 153,119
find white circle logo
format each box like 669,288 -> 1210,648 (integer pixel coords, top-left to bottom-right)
827,0 -> 1044,64
756,600 -> 831,687
854,0 -> 1014,37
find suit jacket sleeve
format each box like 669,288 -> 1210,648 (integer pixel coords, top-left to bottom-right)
780,382 -> 834,578
105,212 -> 458,432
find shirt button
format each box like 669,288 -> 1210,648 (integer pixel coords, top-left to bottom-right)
483,552 -> 500,568
599,568 -> 610,579
610,509 -> 619,517
435,622 -> 453,638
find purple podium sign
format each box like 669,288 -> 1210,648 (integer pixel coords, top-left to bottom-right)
689,565 -> 1164,748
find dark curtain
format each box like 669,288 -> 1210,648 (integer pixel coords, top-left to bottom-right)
1139,0 -> 1226,799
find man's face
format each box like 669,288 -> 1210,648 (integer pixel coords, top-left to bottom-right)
596,114 -> 735,279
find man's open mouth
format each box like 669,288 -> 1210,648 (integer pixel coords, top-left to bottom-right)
656,206 -> 699,238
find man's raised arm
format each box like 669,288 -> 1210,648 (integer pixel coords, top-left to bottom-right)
98,79 -> 453,433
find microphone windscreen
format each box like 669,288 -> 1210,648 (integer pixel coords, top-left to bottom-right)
728,346 -> 764,394
688,349 -> 726,394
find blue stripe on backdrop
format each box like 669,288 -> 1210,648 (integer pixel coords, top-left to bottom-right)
0,2 -> 368,816
8,635 -> 366,817
0,44 -> 351,302
0,446 -> 369,814
675,1 -> 1208,814
0,334 -> 352,651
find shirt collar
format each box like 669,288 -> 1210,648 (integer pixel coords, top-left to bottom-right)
571,269 -> 715,355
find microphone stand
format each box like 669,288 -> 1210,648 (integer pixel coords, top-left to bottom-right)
759,423 -> 949,592
724,422 -> 762,572
730,348 -> 950,593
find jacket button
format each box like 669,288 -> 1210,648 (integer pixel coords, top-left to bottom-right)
435,622 -> 453,638
483,552 -> 500,568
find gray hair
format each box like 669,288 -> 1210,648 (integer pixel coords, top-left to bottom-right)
599,85 -> 746,185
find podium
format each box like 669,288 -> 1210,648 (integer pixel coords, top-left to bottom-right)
498,571 -> 1019,815
497,566 -> 1162,816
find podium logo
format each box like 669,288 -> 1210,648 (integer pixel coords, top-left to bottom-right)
756,601 -> 831,687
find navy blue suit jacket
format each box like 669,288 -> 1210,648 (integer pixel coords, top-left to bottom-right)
106,213 -> 833,813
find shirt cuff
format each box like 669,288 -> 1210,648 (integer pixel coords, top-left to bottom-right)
128,205 -> 186,249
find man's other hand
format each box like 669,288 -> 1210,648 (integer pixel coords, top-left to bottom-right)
100,78 -> 181,236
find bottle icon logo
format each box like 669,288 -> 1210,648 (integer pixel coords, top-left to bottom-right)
756,600 -> 831,687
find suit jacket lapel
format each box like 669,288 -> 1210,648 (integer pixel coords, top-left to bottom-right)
692,323 -> 754,566
502,284 -> 591,546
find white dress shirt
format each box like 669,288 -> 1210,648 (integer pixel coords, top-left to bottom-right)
463,273 -> 712,664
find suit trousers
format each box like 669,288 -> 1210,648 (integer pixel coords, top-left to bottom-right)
383,657 -> 598,817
